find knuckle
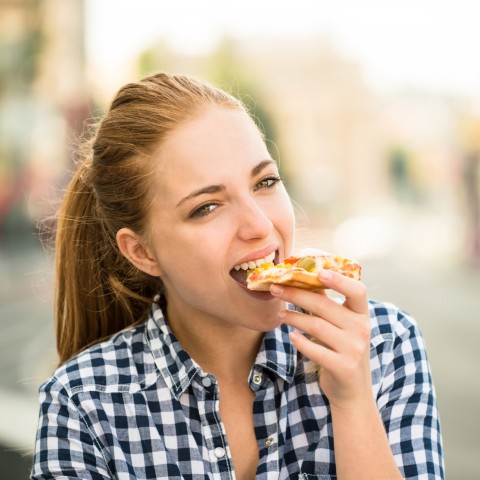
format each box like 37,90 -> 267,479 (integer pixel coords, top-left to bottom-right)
310,320 -> 323,339
354,281 -> 368,298
357,320 -> 371,341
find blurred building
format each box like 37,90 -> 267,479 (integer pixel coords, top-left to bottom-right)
0,1 -> 88,477
0,0 -> 89,249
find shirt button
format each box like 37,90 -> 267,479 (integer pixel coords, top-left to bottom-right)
214,447 -> 226,459
265,437 -> 274,448
253,374 -> 262,385
202,376 -> 212,388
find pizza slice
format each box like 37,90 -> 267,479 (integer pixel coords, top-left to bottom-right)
246,254 -> 361,291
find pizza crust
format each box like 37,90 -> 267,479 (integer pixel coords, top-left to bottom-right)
247,268 -> 326,291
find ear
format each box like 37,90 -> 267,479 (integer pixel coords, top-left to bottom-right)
116,228 -> 162,277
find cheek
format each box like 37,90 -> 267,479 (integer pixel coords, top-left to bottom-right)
158,245 -> 226,308
152,225 -> 219,279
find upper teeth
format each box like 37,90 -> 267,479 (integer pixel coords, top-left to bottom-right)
233,251 -> 275,271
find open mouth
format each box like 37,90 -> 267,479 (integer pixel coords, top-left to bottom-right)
230,251 -> 277,287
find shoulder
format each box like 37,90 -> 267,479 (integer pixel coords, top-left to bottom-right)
368,299 -> 431,381
43,321 -> 158,397
367,299 -> 434,401
368,299 -> 429,368
368,299 -> 420,344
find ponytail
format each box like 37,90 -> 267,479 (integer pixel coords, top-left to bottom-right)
55,160 -> 159,364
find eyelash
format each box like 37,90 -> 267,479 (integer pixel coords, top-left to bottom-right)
190,203 -> 218,218
254,175 -> 283,191
189,175 -> 283,219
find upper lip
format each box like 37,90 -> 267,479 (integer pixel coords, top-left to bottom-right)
231,245 -> 278,270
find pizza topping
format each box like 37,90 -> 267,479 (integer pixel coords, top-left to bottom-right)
295,256 -> 316,271
248,255 -> 316,283
251,255 -> 316,274
283,256 -> 301,265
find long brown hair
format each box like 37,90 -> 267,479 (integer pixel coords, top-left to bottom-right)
55,73 -> 244,364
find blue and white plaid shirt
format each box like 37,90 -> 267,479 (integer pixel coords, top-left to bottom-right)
31,299 -> 444,479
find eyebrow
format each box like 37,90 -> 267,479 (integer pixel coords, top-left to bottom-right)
176,159 -> 275,208
252,159 -> 275,177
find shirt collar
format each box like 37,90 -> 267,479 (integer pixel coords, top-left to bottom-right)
145,301 -> 298,400
146,301 -> 201,400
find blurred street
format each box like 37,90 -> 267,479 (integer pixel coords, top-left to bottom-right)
0,243 -> 479,479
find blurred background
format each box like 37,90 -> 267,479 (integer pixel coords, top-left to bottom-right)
1,0 -> 479,478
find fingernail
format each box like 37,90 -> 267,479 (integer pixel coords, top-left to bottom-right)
289,331 -> 300,342
318,269 -> 332,282
270,284 -> 284,295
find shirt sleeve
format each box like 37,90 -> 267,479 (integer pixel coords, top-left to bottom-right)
31,377 -> 112,480
377,309 -> 445,479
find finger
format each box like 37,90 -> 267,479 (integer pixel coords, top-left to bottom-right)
289,330 -> 338,371
280,310 -> 345,352
271,285 -> 346,329
316,269 -> 369,315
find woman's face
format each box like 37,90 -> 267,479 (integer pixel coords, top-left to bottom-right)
148,106 -> 295,332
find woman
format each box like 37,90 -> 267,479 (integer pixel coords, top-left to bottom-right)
31,72 -> 444,479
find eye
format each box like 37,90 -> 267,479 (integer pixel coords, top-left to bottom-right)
255,175 -> 283,191
189,202 -> 219,218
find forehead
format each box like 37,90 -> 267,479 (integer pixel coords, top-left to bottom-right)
155,107 -> 272,196
165,106 -> 267,165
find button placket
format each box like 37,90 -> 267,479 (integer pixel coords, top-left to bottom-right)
253,383 -> 280,475
195,373 -> 233,476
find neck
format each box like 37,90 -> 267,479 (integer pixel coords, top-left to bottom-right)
166,304 -> 264,382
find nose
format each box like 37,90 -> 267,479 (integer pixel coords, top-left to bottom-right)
236,197 -> 273,241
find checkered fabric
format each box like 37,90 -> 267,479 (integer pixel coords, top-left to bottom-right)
31,300 -> 444,479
